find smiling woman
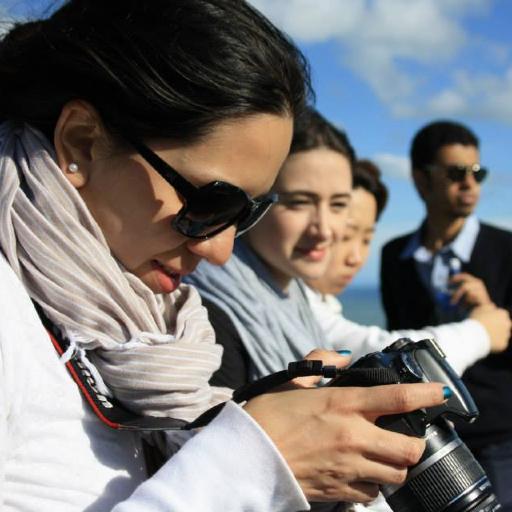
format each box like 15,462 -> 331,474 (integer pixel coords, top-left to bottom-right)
0,1 -> 318,510
186,107 -> 355,382
246,144 -> 353,290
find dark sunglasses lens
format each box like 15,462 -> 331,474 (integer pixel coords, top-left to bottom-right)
174,183 -> 248,238
235,199 -> 274,236
475,167 -> 488,183
446,166 -> 488,183
446,166 -> 466,182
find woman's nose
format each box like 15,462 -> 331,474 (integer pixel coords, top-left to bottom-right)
186,226 -> 236,266
310,204 -> 334,242
346,242 -> 363,267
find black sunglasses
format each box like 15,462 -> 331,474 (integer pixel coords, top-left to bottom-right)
425,163 -> 489,184
127,138 -> 277,239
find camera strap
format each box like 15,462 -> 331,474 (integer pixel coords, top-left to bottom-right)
36,302 -> 190,431
35,302 -> 346,431
327,367 -> 400,387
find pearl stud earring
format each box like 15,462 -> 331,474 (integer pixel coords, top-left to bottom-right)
68,162 -> 79,173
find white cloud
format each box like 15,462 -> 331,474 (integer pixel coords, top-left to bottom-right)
249,0 -> 512,122
372,153 -> 410,180
250,0 -> 469,101
424,68 -> 512,122
440,0 -> 491,16
250,0 -> 469,55
250,0 -> 365,42
478,40 -> 510,66
427,89 -> 468,115
0,4 -> 17,37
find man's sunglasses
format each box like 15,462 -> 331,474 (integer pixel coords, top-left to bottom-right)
127,138 -> 277,239
425,163 -> 489,184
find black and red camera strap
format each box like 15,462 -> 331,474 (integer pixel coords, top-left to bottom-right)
36,302 -> 399,432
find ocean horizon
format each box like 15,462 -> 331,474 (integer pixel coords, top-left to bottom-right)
337,285 -> 386,328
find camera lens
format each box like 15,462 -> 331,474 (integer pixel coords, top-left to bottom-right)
382,421 -> 501,512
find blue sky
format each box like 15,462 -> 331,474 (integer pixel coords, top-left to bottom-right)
2,0 -> 511,288
250,0 -> 512,287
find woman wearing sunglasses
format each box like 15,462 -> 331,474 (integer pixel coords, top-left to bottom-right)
0,2 -> 452,511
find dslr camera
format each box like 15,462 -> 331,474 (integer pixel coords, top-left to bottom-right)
329,337 -> 501,512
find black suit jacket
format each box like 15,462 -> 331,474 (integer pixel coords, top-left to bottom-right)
380,222 -> 512,450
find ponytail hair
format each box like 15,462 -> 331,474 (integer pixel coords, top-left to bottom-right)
353,159 -> 388,220
0,0 -> 312,143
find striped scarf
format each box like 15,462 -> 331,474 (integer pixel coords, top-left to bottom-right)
0,122 -> 231,422
186,240 -> 328,381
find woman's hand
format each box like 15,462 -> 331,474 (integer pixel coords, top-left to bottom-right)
244,382 -> 448,503
290,349 -> 352,388
469,303 -> 511,353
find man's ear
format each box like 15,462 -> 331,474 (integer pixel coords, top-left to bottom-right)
412,167 -> 430,201
53,100 -> 106,189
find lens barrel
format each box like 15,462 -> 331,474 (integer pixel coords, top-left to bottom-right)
382,421 -> 501,512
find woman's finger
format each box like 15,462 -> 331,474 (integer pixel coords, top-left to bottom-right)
339,383 -> 448,419
291,349 -> 352,388
362,422 -> 426,467
305,348 -> 353,367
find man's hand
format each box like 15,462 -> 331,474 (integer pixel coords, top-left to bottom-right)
450,273 -> 492,308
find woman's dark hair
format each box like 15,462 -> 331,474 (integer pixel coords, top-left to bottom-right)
289,107 -> 356,167
410,120 -> 479,171
0,0 -> 312,143
353,159 -> 388,221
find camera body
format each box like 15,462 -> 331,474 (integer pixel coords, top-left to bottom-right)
335,337 -> 478,435
329,337 -> 501,512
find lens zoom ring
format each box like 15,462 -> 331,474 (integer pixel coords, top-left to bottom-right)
389,445 -> 486,512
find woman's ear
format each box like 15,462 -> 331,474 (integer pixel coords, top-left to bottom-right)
53,100 -> 105,189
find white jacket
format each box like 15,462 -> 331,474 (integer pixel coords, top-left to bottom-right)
304,287 -> 490,376
0,254 -> 308,512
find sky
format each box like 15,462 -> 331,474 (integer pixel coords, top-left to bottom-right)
1,0 -> 511,288
249,0 -> 512,287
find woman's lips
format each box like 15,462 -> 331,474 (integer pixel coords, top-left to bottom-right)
340,274 -> 355,285
295,246 -> 328,262
151,260 -> 182,294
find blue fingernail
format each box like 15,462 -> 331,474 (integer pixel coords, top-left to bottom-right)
443,386 -> 453,399
337,349 -> 352,356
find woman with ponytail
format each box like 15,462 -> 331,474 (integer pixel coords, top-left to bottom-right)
0,2 -> 449,511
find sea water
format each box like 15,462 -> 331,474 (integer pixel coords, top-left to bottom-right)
338,286 -> 386,328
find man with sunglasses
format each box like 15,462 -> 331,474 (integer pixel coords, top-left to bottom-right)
380,119 -> 512,509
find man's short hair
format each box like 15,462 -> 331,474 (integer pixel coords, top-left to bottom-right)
410,120 -> 479,171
